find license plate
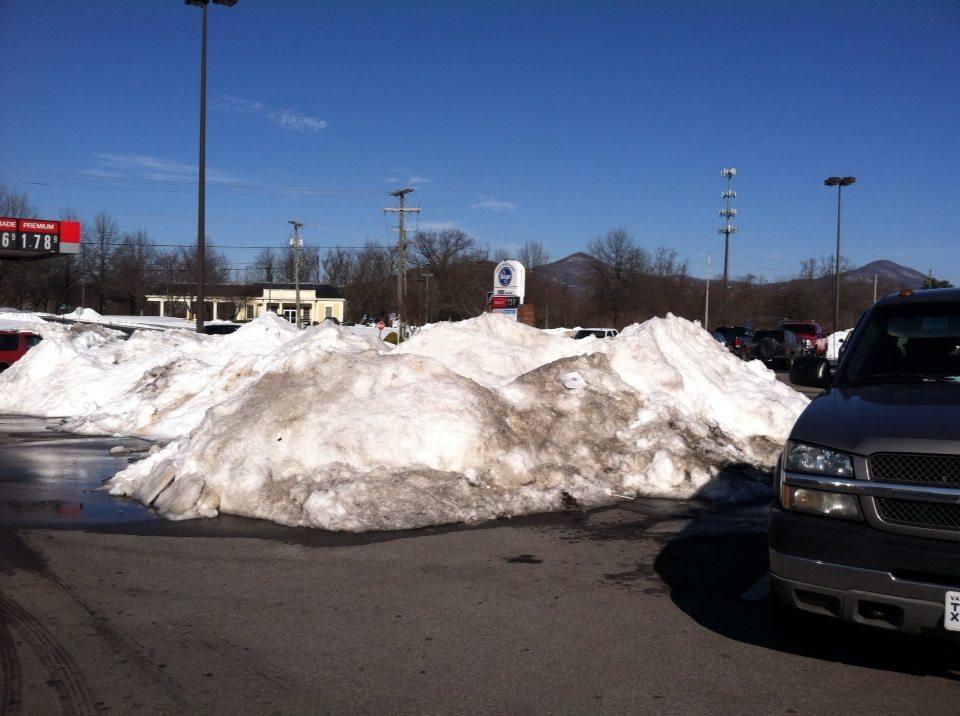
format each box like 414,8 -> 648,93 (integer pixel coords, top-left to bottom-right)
946,591 -> 960,632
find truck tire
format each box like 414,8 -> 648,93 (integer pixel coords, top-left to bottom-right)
757,337 -> 778,363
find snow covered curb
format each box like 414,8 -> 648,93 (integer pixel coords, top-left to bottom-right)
0,312 -> 808,531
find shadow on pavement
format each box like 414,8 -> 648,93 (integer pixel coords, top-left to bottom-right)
653,521 -> 960,680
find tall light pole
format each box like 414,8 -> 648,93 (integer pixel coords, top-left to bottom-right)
185,0 -> 237,333
824,176 -> 856,333
717,168 -> 738,325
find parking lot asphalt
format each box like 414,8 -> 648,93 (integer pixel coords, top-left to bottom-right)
1,415 -> 957,714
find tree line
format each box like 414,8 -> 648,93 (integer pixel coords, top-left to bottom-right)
1,183 -> 950,329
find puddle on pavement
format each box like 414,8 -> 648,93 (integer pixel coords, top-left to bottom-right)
0,415 -> 157,527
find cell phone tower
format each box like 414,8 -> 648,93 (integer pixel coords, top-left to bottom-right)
718,168 -> 738,325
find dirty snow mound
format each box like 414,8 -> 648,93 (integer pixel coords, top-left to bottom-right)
107,314 -> 808,531
0,314 -> 369,439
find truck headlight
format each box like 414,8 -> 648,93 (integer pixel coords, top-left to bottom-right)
781,486 -> 862,520
785,442 -> 854,477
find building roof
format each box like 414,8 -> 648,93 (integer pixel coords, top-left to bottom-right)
148,283 -> 344,300
253,283 -> 344,299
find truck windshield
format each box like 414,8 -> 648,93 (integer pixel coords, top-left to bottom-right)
841,303 -> 960,385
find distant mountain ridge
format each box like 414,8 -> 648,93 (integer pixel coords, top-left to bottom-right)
844,259 -> 927,288
533,253 -> 929,289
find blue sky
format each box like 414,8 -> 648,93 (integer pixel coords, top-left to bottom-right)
1,0 -> 957,282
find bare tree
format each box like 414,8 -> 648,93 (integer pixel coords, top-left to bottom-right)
587,227 -> 649,327
249,248 -> 279,284
0,183 -> 37,217
817,254 -> 854,278
411,228 -> 486,270
90,212 -> 119,313
112,230 -> 157,314
798,258 -> 817,281
321,247 -> 355,288
520,241 -> 550,269
280,244 -> 320,283
651,246 -> 687,277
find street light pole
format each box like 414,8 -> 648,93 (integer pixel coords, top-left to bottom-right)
186,0 -> 237,333
824,176 -> 856,334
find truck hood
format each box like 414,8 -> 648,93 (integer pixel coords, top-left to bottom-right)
790,383 -> 960,456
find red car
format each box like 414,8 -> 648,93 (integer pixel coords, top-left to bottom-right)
0,330 -> 42,372
779,320 -> 826,356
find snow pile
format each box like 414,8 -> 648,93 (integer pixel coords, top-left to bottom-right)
60,307 -> 104,321
826,329 -> 852,361
59,308 -> 195,331
0,308 -> 48,331
396,312 -> 591,387
104,314 -> 807,531
0,314 -> 367,439
2,310 -> 809,531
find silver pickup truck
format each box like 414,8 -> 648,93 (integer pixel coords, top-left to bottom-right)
771,288 -> 960,639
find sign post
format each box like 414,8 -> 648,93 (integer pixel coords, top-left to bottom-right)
489,260 -> 526,321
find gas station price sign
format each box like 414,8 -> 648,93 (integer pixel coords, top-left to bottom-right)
0,218 -> 81,259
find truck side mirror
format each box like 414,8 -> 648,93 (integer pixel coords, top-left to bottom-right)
790,356 -> 831,389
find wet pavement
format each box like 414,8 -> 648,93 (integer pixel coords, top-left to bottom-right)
0,415 -> 156,527
1,415 -> 958,712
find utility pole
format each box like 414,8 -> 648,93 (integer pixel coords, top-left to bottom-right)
289,220 -> 304,327
718,168 -> 738,326
384,189 -> 420,341
704,254 -> 711,329
873,273 -> 878,303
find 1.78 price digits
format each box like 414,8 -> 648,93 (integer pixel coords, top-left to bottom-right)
0,232 -> 58,251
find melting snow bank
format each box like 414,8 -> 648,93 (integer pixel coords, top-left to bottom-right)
101,314 -> 807,531
0,311 -> 808,530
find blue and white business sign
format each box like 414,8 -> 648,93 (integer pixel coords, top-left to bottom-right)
490,260 -> 525,322
492,260 -> 525,299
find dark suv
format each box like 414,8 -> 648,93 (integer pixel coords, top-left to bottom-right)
771,289 -> 960,639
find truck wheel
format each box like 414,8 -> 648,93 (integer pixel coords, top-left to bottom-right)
757,337 -> 778,362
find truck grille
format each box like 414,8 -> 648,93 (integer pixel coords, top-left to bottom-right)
870,453 -> 960,488
876,498 -> 960,532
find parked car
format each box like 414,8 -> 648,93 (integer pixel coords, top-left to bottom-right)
740,328 -> 806,368
573,328 -> 619,339
201,323 -> 241,335
0,330 -> 42,371
772,288 -> 960,639
780,320 -> 827,356
712,325 -> 753,353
